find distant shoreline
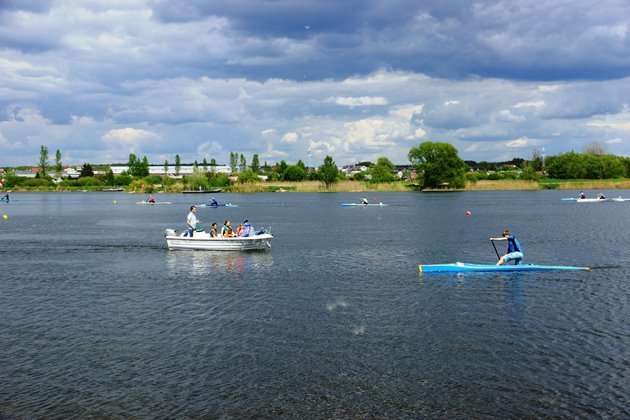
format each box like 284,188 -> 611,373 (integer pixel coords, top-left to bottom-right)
3,179 -> 630,193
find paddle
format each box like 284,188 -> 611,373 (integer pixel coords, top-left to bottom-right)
490,239 -> 500,260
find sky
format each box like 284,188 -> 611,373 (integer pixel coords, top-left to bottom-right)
1,0 -> 629,167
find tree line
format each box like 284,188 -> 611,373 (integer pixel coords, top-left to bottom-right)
2,142 -> 629,191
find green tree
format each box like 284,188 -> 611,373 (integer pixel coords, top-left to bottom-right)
251,154 -> 260,174
237,169 -> 260,183
318,155 -> 339,189
163,159 -> 169,175
175,154 -> 181,176
54,149 -> 62,175
369,156 -> 396,183
283,165 -> 307,181
239,154 -> 247,173
105,169 -> 115,185
80,163 -> 94,177
408,141 -> 466,189
39,145 -> 49,176
229,152 -> 238,173
202,158 -> 208,172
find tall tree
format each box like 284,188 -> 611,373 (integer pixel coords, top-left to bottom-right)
54,149 -> 62,175
175,154 -> 181,176
318,155 -> 339,189
408,141 -> 466,189
210,158 -> 217,172
202,158 -> 208,172
239,154 -> 247,173
251,154 -> 260,174
39,145 -> 49,176
164,159 -> 169,175
229,152 -> 238,173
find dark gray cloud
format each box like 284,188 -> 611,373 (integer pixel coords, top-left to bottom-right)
148,0 -> 630,81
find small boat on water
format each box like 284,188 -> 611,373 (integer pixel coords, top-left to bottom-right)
418,262 -> 590,275
182,188 -> 222,194
164,228 -> 273,251
196,203 -> 238,208
561,197 -> 629,203
340,203 -> 388,207
136,200 -> 172,205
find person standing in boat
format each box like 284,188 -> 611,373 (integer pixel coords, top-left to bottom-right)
186,205 -> 197,237
490,230 -> 523,266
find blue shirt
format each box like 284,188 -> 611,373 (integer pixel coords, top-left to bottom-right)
506,235 -> 522,253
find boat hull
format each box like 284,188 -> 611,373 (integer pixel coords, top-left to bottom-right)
165,231 -> 273,251
340,203 -> 388,207
562,198 -> 628,203
418,262 -> 590,274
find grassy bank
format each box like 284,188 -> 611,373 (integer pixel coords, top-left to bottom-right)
4,178 -> 630,193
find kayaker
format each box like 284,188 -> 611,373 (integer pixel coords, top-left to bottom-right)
210,197 -> 218,207
186,205 -> 197,237
578,191 -> 585,199
597,193 -> 606,199
0,193 -> 8,202
148,195 -> 155,203
360,197 -> 368,205
490,230 -> 523,265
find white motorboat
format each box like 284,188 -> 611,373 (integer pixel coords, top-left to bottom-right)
164,228 -> 273,251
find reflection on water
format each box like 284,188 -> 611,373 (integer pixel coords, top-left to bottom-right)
165,249 -> 274,277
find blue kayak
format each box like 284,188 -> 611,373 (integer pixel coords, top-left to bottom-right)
418,262 -> 590,275
197,203 -> 238,208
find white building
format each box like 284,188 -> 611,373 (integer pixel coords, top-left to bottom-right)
110,165 -> 232,177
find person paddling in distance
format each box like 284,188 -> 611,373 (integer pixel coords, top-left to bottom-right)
490,230 -> 523,265
0,193 -> 9,202
186,205 -> 198,237
578,191 -> 585,199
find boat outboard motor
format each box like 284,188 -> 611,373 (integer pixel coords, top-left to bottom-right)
164,228 -> 177,237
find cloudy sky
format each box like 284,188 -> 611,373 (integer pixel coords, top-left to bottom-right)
1,0 -> 629,167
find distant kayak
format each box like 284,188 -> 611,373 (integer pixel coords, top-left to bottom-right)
561,197 -> 629,203
340,203 -> 388,207
418,262 -> 590,275
136,201 -> 172,205
197,203 -> 238,208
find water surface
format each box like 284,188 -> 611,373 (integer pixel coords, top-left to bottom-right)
1,190 -> 628,417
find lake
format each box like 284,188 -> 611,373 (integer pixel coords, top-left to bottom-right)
1,190 -> 628,418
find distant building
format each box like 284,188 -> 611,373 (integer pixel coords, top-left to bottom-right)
110,165 -> 232,177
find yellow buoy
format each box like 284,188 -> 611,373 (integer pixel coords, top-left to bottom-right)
2,214 -> 7,220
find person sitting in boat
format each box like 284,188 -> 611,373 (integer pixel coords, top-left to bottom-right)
210,197 -> 219,207
209,222 -> 219,237
578,191 -> 585,199
490,230 -> 523,266
235,223 -> 244,236
148,195 -> 156,203
186,205 -> 197,237
238,220 -> 254,237
221,220 -> 234,237
360,197 -> 368,205
597,193 -> 606,199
